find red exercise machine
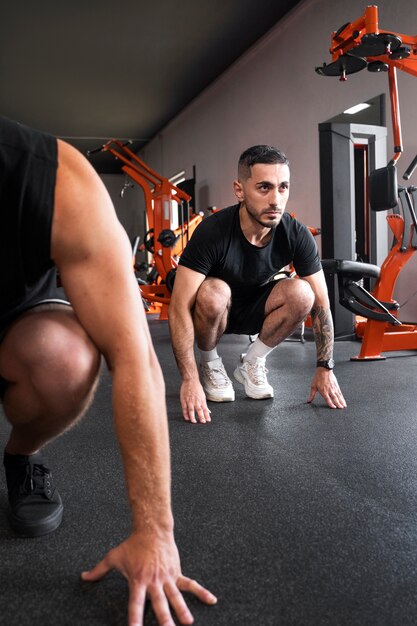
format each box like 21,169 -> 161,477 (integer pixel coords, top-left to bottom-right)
89,140 -> 203,319
316,4 -> 417,359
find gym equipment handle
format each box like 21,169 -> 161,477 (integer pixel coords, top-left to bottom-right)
403,154 -> 417,181
87,140 -> 132,156
86,146 -> 103,156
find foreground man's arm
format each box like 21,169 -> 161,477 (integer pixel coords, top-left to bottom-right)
52,141 -> 217,625
302,271 -> 347,409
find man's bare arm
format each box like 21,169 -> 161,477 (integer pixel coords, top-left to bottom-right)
310,304 -> 334,361
51,140 -> 216,624
302,271 -> 347,409
168,265 -> 211,423
168,266 -> 203,381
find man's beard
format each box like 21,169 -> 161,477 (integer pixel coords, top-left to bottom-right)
245,203 -> 283,228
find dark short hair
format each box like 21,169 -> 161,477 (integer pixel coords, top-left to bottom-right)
238,145 -> 289,181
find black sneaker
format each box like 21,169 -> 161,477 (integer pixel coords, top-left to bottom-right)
3,451 -> 63,537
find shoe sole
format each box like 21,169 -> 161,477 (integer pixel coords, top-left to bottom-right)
205,391 -> 235,402
233,367 -> 274,399
9,500 -> 64,538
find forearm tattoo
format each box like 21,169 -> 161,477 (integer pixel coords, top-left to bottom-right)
311,305 -> 334,361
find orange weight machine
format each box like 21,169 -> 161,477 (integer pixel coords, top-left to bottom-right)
316,4 -> 417,359
89,140 -> 203,319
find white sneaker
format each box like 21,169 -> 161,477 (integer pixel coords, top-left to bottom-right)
199,357 -> 235,402
233,355 -> 274,399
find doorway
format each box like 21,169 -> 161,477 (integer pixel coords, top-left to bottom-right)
318,121 -> 388,338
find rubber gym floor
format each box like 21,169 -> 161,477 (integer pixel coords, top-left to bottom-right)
1,318 -> 417,626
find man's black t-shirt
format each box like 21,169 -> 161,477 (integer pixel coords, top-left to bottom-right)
0,116 -> 59,330
179,204 -> 322,300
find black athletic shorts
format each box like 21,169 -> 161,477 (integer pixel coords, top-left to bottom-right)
225,275 -> 289,335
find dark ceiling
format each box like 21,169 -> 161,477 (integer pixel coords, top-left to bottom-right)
0,0 -> 302,173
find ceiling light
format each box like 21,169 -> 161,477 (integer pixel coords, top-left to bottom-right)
343,103 -> 372,115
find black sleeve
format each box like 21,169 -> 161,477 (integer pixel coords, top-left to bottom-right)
178,215 -> 222,276
292,222 -> 322,277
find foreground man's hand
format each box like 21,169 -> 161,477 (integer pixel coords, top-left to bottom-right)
81,531 -> 217,625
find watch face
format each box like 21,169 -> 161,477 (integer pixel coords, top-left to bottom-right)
328,358 -> 335,369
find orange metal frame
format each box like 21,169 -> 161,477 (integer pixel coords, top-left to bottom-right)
326,5 -> 417,164
319,5 -> 417,359
98,140 -> 203,319
353,212 -> 417,359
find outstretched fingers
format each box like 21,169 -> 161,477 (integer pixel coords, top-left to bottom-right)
129,577 -> 217,626
177,575 -> 218,605
82,534 -> 217,626
162,582 -> 194,625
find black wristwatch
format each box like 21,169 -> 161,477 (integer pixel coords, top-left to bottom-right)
316,358 -> 335,370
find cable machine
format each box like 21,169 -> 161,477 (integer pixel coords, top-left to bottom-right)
88,140 -> 203,319
316,4 -> 417,360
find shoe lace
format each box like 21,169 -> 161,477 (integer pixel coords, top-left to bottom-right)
247,360 -> 269,385
203,364 -> 229,386
23,462 -> 53,497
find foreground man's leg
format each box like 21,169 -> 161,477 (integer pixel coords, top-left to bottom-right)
0,306 -> 101,536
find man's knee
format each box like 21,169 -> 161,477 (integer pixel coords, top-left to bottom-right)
268,278 -> 315,320
45,331 -> 101,400
195,278 -> 231,319
0,309 -> 101,414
